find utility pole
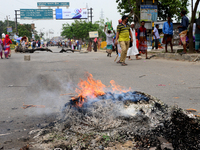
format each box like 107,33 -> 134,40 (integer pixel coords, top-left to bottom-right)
100,9 -> 104,19
90,8 -> 93,23
6,15 -> 10,27
86,3 -> 89,22
87,8 -> 93,23
15,10 -> 18,34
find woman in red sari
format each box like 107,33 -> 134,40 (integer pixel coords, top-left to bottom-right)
137,21 -> 149,59
3,34 -> 12,59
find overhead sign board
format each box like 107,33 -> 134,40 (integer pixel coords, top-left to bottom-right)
140,5 -> 157,22
89,31 -> 98,38
56,8 -> 87,19
37,2 -> 69,7
20,9 -> 53,20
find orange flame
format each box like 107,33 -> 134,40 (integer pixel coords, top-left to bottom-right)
110,80 -> 131,93
72,73 -> 131,107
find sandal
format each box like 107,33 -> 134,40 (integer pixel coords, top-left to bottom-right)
121,62 -> 127,66
116,60 -> 122,63
146,57 -> 150,59
136,57 -> 142,60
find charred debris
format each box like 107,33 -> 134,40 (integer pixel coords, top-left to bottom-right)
30,91 -> 200,150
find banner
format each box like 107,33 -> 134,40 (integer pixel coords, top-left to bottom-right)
89,31 -> 98,38
140,5 -> 157,22
56,8 -> 87,19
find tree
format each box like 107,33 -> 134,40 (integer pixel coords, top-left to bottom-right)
18,24 -> 32,40
157,0 -> 189,21
0,20 -> 33,40
189,0 -> 200,53
116,0 -> 140,23
61,19 -> 106,41
116,0 -> 189,22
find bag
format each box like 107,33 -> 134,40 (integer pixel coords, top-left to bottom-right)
129,38 -> 133,47
3,39 -> 6,50
106,49 -> 112,54
33,42 -> 36,47
3,45 -> 6,50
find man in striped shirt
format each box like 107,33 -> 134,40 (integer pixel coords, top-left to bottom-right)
115,15 -> 133,66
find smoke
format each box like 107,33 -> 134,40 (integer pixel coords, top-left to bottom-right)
23,73 -> 78,116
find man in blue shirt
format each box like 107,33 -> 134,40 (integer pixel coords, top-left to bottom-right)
162,16 -> 173,53
178,10 -> 189,54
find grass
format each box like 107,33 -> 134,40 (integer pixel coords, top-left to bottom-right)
102,135 -> 110,142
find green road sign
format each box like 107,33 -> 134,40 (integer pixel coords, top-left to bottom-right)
20,9 -> 53,20
37,2 -> 69,7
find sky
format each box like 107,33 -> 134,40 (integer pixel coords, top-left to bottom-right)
0,0 -> 199,38
0,0 -> 121,38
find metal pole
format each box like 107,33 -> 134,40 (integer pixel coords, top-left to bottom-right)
15,10 -> 18,34
90,8 -> 92,23
6,16 -> 8,27
191,0 -> 193,12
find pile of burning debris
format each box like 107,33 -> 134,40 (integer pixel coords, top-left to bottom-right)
30,73 -> 200,150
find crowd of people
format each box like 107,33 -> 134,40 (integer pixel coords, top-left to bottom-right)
1,10 -> 200,62
100,10 -> 200,66
57,39 -> 83,50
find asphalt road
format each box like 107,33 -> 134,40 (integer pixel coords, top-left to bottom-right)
0,47 -> 200,149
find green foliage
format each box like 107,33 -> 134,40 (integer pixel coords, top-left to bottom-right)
34,32 -> 41,41
18,24 -> 32,40
116,0 -> 189,22
61,19 -> 106,41
102,135 -> 110,142
157,0 -> 189,21
0,20 -> 33,40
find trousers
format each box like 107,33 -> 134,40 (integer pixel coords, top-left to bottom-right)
119,41 -> 130,62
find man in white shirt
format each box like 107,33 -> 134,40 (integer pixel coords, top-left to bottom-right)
127,22 -> 141,60
153,24 -> 160,50
104,25 -> 115,57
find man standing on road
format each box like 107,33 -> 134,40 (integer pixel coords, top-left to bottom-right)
78,38 -> 82,50
178,10 -> 189,54
153,24 -> 160,50
162,16 -> 173,53
195,12 -> 200,53
138,21 -> 148,59
115,15 -> 133,66
127,22 -> 141,60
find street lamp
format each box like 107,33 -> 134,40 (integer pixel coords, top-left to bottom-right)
49,29 -> 54,40
40,28 -> 45,38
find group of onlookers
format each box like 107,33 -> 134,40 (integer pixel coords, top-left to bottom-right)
58,39 -> 83,50
0,33 -> 12,59
153,10 -> 200,54
102,10 -> 200,66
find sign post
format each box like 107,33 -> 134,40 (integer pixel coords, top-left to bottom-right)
20,9 -> 53,20
7,27 -> 12,33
